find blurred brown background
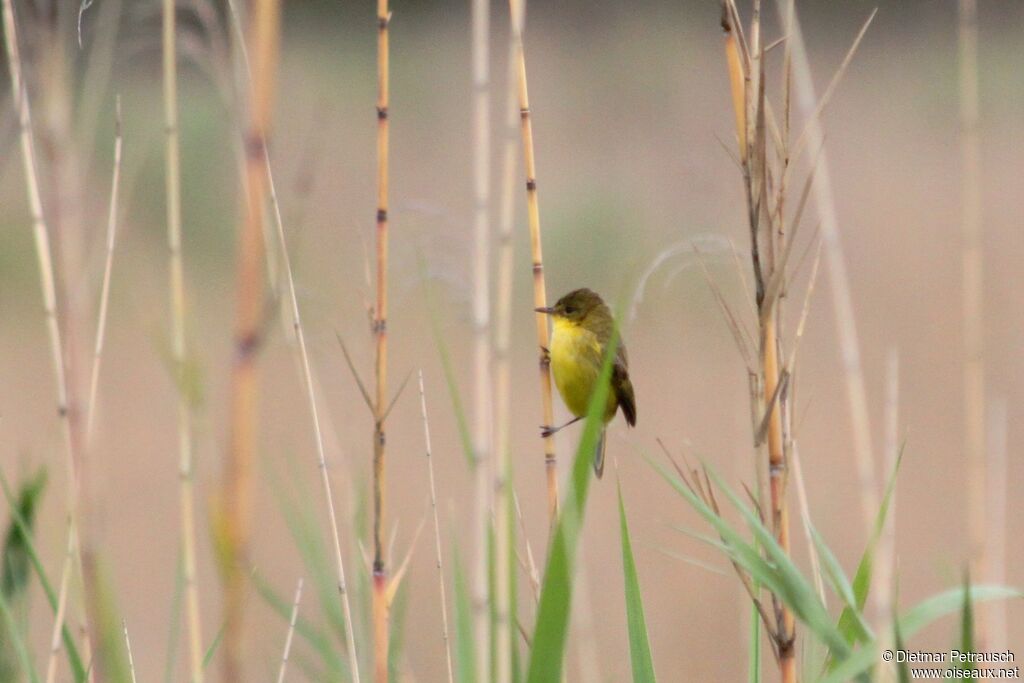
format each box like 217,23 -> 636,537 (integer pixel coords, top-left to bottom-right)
2,0 -> 1022,680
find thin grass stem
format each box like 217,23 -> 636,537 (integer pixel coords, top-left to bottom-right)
1,0 -> 100,676
417,372 -> 455,683
275,579 -> 303,683
85,96 -> 123,445
123,620 -> 138,683
161,1 -> 204,679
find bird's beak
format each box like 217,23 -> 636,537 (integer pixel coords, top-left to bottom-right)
534,306 -> 555,315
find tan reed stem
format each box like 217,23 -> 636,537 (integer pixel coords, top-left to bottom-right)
1,0 -> 101,676
160,0 -> 204,679
762,310 -> 796,683
470,0 -> 493,678
44,521 -> 75,683
373,0 -> 392,679
222,1 -> 281,679
418,372 -> 456,683
275,578 -> 304,683
508,0 -> 559,526
44,96 -> 123,683
224,1 -> 361,678
492,34 -> 521,683
957,0 -> 987,631
161,1 -> 205,680
722,3 -> 795,679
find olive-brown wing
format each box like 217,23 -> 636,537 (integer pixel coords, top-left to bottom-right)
613,343 -> 636,427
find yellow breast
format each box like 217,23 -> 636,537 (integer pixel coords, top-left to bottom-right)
549,317 -> 616,421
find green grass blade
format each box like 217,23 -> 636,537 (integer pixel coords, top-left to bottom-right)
617,484 -> 657,683
837,447 -> 904,643
955,574 -> 974,676
821,585 -> 1023,683
807,523 -> 873,645
162,549 -> 185,683
452,543 -> 476,683
1,467 -> 46,599
894,610 -> 910,683
0,585 -> 39,683
0,470 -> 85,681
524,325 -> 619,683
203,622 -> 225,670
705,468 -> 848,657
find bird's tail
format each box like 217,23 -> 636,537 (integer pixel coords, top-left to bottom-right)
593,429 -> 607,479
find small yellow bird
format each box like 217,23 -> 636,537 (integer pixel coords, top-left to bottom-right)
535,288 -> 636,478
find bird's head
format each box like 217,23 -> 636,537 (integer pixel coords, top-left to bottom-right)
535,288 -> 608,325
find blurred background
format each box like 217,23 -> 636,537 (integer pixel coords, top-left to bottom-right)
2,0 -> 1022,680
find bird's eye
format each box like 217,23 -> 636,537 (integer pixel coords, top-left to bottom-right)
564,305 -> 576,315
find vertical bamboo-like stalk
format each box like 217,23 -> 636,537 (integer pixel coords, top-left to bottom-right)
226,1 -> 362,678
721,3 -> 795,680
761,310 -> 795,683
161,2 -> 205,681
159,0 -> 205,679
222,1 -> 281,679
508,0 -> 559,525
469,0 -> 493,679
957,0 -> 986,633
372,0 -> 392,680
492,33 -> 521,683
